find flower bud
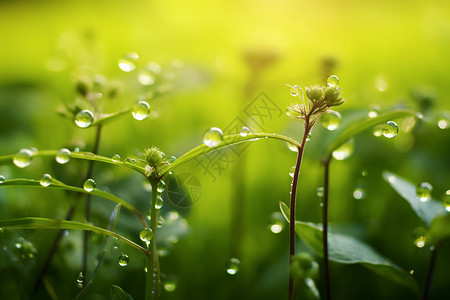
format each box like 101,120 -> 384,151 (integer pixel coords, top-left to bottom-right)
305,85 -> 324,102
323,86 -> 342,106
144,147 -> 165,167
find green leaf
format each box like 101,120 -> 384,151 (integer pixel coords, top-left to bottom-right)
111,285 -> 134,300
75,204 -> 122,299
326,109 -> 415,156
0,179 -> 148,228
279,201 -> 290,223
382,171 -> 446,227
0,150 -> 147,176
94,109 -> 131,126
427,214 -> 450,246
161,132 -> 300,176
0,217 -> 147,254
295,221 -> 417,292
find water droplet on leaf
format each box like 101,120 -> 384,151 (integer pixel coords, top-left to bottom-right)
416,182 -> 432,202
226,258 -> 240,275
0,175 -> 5,184
268,212 -> 284,234
320,110 -> 342,130
382,121 -> 399,138
157,181 -> 165,193
112,154 -> 121,162
164,280 -> 177,292
83,179 -> 96,192
203,127 -> 223,147
139,227 -> 154,245
118,52 -> 138,72
317,187 -> 324,197
155,196 -> 163,209
327,75 -> 339,87
75,110 -> 94,128
13,149 -> 33,168
240,126 -> 250,137
332,138 -> 354,160
287,142 -> 298,152
56,148 -> 71,164
118,253 -> 129,266
368,105 -> 380,118
132,101 -> 151,121
40,174 -> 52,187
288,166 -> 295,178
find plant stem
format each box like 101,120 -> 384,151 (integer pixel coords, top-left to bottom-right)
83,124 -> 103,278
288,123 -> 310,300
322,155 -> 332,300
34,125 -> 103,291
423,246 -> 437,300
146,180 -> 161,300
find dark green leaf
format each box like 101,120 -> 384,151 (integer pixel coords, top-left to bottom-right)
160,133 -> 300,176
382,171 -> 446,227
111,285 -> 134,300
295,221 -> 417,292
427,214 -> 450,246
326,109 -> 415,156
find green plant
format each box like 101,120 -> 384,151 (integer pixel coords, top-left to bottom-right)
0,72 -> 447,300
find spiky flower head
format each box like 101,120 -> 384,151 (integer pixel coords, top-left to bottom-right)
144,147 -> 165,168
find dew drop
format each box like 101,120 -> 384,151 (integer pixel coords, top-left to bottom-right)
168,156 -> 176,164
164,281 -> 177,292
83,179 -> 96,192
332,138 -> 354,160
40,174 -> 52,187
327,75 -> 339,87
226,258 -> 240,275
353,187 -> 365,200
306,132 -> 312,141
112,154 -> 121,162
373,125 -> 383,137
288,166 -> 295,178
414,235 -> 426,248
290,88 -> 299,97
118,52 -> 138,72
286,107 -> 303,119
132,101 -> 151,121
56,148 -> 71,164
118,253 -> 129,266
155,196 -> 164,210
203,127 -> 223,147
287,142 -> 298,152
75,110 -> 94,128
137,71 -> 155,86
157,181 -> 165,193
240,126 -> 250,137
382,121 -> 399,138
317,187 -> 324,197
444,190 -> 450,212
320,110 -> 342,130
437,114 -> 449,129
13,149 -> 34,168
416,182 -> 432,202
268,212 -> 284,234
0,175 -> 5,184
77,272 -> 84,288
131,158 -> 136,164
368,105 -> 380,118
139,227 -> 154,245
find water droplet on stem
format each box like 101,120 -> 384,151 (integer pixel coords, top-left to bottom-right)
83,179 -> 96,192
203,127 -> 223,147
40,174 -> 52,187
75,110 -> 94,128
382,121 -> 399,138
56,148 -> 71,164
13,149 -> 34,168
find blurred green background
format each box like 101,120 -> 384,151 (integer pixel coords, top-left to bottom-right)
0,0 -> 449,299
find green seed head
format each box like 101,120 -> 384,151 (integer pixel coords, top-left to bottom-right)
144,147 -> 165,167
323,86 -> 343,106
305,85 -> 324,102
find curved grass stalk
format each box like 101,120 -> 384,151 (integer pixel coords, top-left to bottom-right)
0,217 -> 148,255
0,179 -> 148,228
